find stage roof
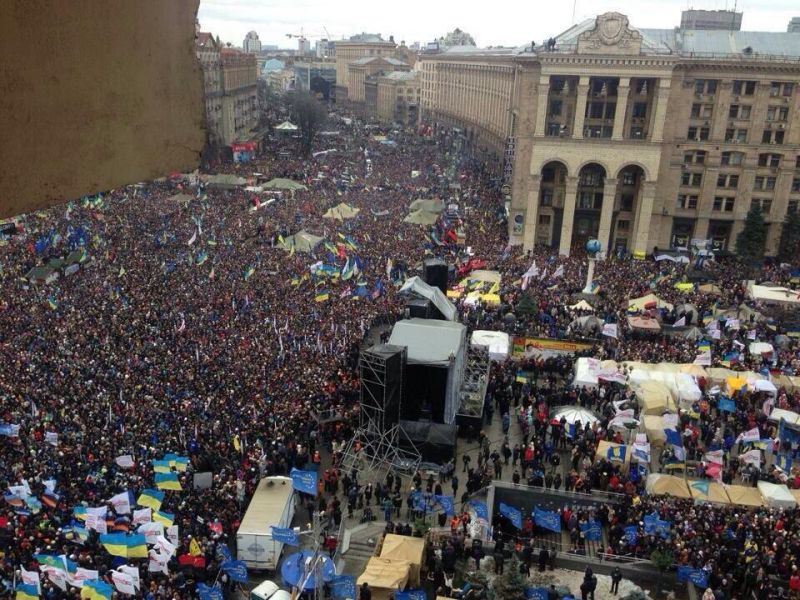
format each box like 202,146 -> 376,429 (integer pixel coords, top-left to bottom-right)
388,318 -> 466,366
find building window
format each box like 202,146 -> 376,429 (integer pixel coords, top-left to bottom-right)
792,178 -> 800,193
691,103 -> 713,118
762,130 -> 785,145
758,153 -> 782,168
549,99 -> 562,117
538,214 -> 551,225
717,174 -> 739,189
540,190 -> 553,206
546,122 -> 562,137
687,126 -> 710,141
681,172 -> 703,187
728,104 -> 751,119
751,198 -> 772,213
617,219 -> 630,231
789,200 -> 799,214
770,82 -> 794,97
766,106 -> 789,122
684,150 -> 707,164
676,194 -> 698,210
713,197 -> 735,212
720,151 -> 744,166
694,79 -> 717,95
724,128 -> 747,143
732,80 -> 757,95
632,102 -> 647,118
619,194 -> 634,211
754,176 -> 777,191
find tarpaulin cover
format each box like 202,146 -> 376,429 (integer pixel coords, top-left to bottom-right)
403,210 -> 439,226
688,480 -> 731,505
357,557 -> 411,596
264,178 -> 307,191
725,484 -> 766,507
645,474 -> 691,499
388,319 -> 466,366
379,534 -> 424,587
768,407 -> 800,424
470,330 -> 510,361
628,293 -> 674,312
634,381 -> 674,415
758,481 -> 797,509
323,203 -> 360,220
642,415 -> 668,447
628,316 -> 661,331
399,276 -> 457,322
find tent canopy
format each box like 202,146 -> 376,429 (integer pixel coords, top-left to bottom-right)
264,178 -> 307,191
698,283 -> 722,295
642,415 -> 668,447
283,230 -> 323,253
634,381 -> 674,415
399,276 -> 457,322
569,299 -> 595,311
645,474 -> 692,498
757,481 -> 797,509
167,193 -> 194,204
403,210 -> 439,226
749,342 -> 774,355
274,120 -> 298,131
628,316 -> 661,331
323,202 -> 360,220
725,484 -> 766,507
688,480 -> 731,505
409,198 -> 444,213
205,173 -> 247,186
569,315 -> 605,333
552,406 -> 600,427
388,319 -> 466,366
628,293 -> 674,312
379,534 -> 424,587
768,407 -> 800,424
357,557 -> 411,595
470,330 -> 510,361
747,283 -> 800,306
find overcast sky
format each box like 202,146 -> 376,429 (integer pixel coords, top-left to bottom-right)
198,0 -> 798,48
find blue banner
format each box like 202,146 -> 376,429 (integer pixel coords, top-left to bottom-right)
677,566 -> 708,588
197,583 -> 224,600
664,428 -> 683,447
580,520 -> 601,542
468,500 -> 488,520
776,454 -> 793,472
220,559 -> 248,582
524,588 -> 549,600
606,445 -> 626,462
216,543 -> 232,562
290,468 -> 318,496
643,514 -> 671,538
533,507 -> 561,533
0,423 -> 19,437
717,398 -> 736,413
271,527 -> 299,546
330,575 -> 356,599
623,525 -> 638,545
498,502 -> 522,529
395,590 -> 427,600
779,419 -> 800,445
433,495 -> 455,516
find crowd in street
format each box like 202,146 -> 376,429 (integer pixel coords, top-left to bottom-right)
0,98 -> 798,600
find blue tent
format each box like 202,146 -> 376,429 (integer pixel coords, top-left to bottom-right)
281,550 -> 336,591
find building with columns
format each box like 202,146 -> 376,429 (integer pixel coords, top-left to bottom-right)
333,34 -> 397,103
419,12 -> 800,257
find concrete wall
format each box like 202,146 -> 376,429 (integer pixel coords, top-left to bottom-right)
0,0 -> 205,218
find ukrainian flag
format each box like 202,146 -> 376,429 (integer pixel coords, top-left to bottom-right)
80,580 -> 113,600
153,510 -> 174,527
46,297 -> 58,310
136,489 -> 164,510
173,456 -> 190,472
315,290 -> 329,303
152,460 -> 172,474
154,472 -> 182,491
34,554 -> 64,571
126,533 -> 148,558
73,506 -> 87,521
99,533 -> 128,557
16,584 -> 39,600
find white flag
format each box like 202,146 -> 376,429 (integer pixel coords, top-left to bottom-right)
20,566 -> 41,592
693,350 -> 711,366
86,505 -> 108,518
111,571 -> 136,595
711,329 -> 721,340
44,432 -> 59,446
703,449 -> 724,465
133,508 -> 152,526
109,491 -> 131,515
148,549 -> 170,574
733,340 -> 745,349
155,534 -> 177,558
166,524 -> 180,546
115,455 -> 135,468
747,329 -> 757,340
673,316 -> 686,327
41,567 -> 67,591
117,565 -> 140,591
738,427 -> 760,443
602,323 -> 618,339
739,448 -> 761,466
75,568 -> 99,585
725,318 -> 740,329
85,513 -> 107,534
187,229 -> 197,246
552,264 -> 564,278
138,522 -> 164,545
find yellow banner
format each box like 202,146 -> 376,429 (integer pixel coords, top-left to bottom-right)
512,337 -> 593,357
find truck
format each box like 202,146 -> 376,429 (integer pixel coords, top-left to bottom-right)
236,476 -> 296,571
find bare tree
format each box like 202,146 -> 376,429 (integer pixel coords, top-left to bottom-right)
287,91 -> 327,157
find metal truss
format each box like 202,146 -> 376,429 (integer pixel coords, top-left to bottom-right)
457,345 -> 490,418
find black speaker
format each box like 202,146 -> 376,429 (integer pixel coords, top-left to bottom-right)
360,345 -> 406,429
406,298 -> 431,319
423,259 -> 449,294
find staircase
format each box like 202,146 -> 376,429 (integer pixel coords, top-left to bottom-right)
337,522 -> 386,576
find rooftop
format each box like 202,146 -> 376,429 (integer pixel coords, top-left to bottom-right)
351,56 -> 408,66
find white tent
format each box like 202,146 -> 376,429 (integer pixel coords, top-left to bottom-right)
551,406 -> 600,427
757,481 -> 797,509
747,283 -> 800,306
573,357 -> 600,388
749,342 -> 774,355
750,379 -> 778,396
470,330 -> 510,361
569,300 -> 594,312
768,407 -> 800,424
399,276 -> 457,322
274,120 -> 298,131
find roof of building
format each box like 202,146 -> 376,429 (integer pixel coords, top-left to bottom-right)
351,56 -> 407,66
196,32 -> 218,49
382,71 -> 418,81
554,16 -> 800,58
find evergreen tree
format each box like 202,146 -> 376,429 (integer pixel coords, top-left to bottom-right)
492,556 -> 527,600
287,91 -> 327,158
735,205 -> 767,265
515,293 -> 537,316
778,209 -> 800,263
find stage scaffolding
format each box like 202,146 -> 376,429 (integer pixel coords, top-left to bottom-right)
339,345 -> 421,481
457,345 -> 490,419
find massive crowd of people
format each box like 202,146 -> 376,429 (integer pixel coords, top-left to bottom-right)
0,99 -> 798,600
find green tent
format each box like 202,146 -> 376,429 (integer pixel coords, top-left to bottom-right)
205,174 -> 247,186
403,210 -> 439,226
24,266 -> 59,284
323,203 -> 360,220
283,230 -> 323,253
263,178 -> 308,191
409,198 -> 444,213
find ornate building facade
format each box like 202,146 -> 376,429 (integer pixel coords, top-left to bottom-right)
419,12 -> 800,257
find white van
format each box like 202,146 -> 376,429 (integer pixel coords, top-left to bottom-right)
249,580 -> 292,600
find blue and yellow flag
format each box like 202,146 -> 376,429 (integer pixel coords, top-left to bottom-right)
99,533 -> 148,558
16,584 -> 39,600
136,489 -> 164,510
80,580 -> 113,600
154,472 -> 182,491
243,265 -> 255,281
172,456 -> 190,472
153,509 -> 175,528
315,290 -> 329,303
607,445 -> 626,462
46,297 -> 58,310
152,460 -> 171,474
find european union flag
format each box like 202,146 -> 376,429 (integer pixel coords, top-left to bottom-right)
271,527 -> 299,546
468,500 -> 488,520
499,502 -> 522,529
395,590 -> 427,600
290,468 -> 318,496
580,520 -> 601,541
624,525 -> 638,545
433,495 -> 455,516
664,428 -> 683,447
718,398 -> 736,413
216,543 -> 232,562
779,419 -> 800,445
677,566 -> 708,588
330,575 -> 356,599
533,507 -> 561,533
197,583 -> 224,600
220,559 -> 248,582
525,588 -> 550,600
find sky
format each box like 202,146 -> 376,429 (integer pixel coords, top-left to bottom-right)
197,0 -> 798,49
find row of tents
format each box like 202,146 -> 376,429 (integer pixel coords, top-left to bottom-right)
646,473 -> 800,509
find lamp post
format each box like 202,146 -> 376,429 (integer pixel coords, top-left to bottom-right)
581,238 -> 601,294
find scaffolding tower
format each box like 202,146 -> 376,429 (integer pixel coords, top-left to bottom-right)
457,345 -> 490,420
339,345 -> 421,481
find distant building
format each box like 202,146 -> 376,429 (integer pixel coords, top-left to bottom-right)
438,28 -> 476,47
195,32 -> 223,147
333,34 -> 397,102
261,58 -> 286,76
220,48 -> 259,144
294,60 -> 336,99
376,71 -> 420,125
347,56 -> 408,106
315,39 -> 335,58
298,38 -> 311,55
680,9 -> 742,31
789,18 -> 800,33
243,30 -> 262,53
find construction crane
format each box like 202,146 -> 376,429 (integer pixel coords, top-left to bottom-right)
286,27 -> 339,41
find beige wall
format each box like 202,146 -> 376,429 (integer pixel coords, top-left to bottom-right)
334,41 -> 396,95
